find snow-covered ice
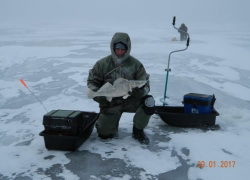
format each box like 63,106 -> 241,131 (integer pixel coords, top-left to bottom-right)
1,0 -> 250,180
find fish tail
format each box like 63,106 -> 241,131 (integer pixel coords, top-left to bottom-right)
87,88 -> 95,99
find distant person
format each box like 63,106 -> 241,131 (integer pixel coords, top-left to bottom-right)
87,32 -> 155,145
178,23 -> 188,41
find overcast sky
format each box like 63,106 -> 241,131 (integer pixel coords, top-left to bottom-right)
0,0 -> 250,27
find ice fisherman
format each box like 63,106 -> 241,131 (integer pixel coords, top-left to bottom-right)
178,23 -> 188,41
87,32 -> 155,145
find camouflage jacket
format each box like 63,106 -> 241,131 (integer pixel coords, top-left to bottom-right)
87,32 -> 150,105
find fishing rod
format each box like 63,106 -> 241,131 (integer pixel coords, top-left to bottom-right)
20,79 -> 48,112
160,16 -> 190,106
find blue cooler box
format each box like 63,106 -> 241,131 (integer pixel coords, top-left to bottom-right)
183,93 -> 216,114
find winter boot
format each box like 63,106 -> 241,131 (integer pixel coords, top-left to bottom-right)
132,126 -> 149,145
98,134 -> 114,142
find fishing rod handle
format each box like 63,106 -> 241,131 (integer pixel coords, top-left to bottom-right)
186,38 -> 190,46
172,16 -> 176,25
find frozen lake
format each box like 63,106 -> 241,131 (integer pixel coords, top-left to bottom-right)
1,0 -> 250,179
0,23 -> 250,180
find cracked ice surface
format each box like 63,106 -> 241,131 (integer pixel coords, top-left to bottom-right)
1,1 -> 250,180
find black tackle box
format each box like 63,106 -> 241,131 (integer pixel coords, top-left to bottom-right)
155,106 -> 219,127
40,111 -> 99,151
43,110 -> 87,134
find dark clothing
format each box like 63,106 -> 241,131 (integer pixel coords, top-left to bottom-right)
178,24 -> 188,41
95,96 -> 150,136
87,55 -> 150,107
87,32 -> 151,137
87,33 -> 150,107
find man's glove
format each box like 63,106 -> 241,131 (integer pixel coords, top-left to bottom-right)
128,87 -> 144,98
93,96 -> 108,105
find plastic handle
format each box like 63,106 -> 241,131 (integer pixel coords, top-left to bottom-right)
186,38 -> 190,46
172,16 -> 176,25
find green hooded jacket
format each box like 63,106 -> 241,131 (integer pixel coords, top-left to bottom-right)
87,32 -> 150,105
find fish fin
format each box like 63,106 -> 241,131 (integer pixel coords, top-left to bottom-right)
99,82 -> 112,91
106,97 -> 112,102
113,78 -> 127,86
122,94 -> 129,99
87,88 -> 95,99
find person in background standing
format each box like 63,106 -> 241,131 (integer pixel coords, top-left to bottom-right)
178,23 -> 188,41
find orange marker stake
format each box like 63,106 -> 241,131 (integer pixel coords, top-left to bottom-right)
20,79 -> 48,112
20,79 -> 28,89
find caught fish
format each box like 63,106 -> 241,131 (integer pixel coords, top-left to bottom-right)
87,78 -> 147,102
